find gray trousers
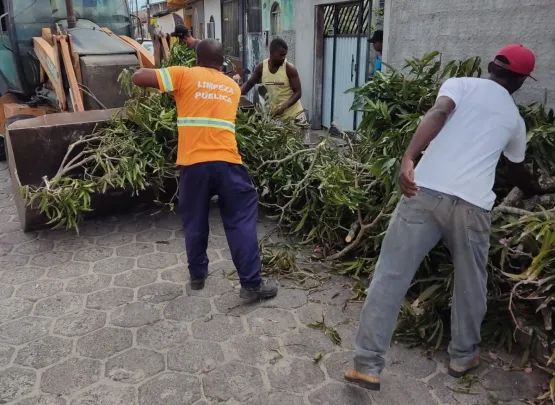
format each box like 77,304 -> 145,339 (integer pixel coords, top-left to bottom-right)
354,188 -> 491,376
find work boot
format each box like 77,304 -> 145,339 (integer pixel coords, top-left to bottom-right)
189,275 -> 207,291
344,369 -> 380,391
240,279 -> 278,300
448,356 -> 481,378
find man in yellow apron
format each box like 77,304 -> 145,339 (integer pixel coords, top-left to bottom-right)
241,38 -> 305,123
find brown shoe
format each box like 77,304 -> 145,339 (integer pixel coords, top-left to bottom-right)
448,356 -> 481,378
344,368 -> 380,391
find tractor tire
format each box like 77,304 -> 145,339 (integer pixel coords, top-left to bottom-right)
1,114 -> 36,161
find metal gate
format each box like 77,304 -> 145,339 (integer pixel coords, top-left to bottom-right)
321,0 -> 371,131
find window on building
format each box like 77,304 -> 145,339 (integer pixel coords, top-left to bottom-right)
246,0 -> 262,33
207,15 -> 215,39
221,0 -> 240,56
270,2 -> 281,35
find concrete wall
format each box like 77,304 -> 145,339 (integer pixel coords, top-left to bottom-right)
385,0 -> 555,108
203,0 -> 222,41
295,0 -> 345,119
262,0 -> 295,31
191,2 -> 205,39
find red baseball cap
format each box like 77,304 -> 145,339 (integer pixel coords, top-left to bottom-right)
494,44 -> 536,79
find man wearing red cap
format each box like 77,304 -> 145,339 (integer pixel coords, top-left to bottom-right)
344,45 -> 543,391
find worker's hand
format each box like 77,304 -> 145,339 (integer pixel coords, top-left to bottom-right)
232,74 -> 242,84
272,105 -> 286,117
399,156 -> 419,197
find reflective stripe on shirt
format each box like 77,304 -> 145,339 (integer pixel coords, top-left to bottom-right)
177,117 -> 235,132
159,68 -> 174,92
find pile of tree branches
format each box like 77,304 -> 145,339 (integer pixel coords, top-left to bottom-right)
20,49 -> 555,399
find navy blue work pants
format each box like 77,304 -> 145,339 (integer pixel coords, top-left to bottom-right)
178,161 -> 262,288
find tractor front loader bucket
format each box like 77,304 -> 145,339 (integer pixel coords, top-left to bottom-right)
4,109 -> 153,232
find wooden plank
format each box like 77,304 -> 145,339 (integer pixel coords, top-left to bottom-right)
68,35 -> 83,87
119,36 -> 156,68
59,35 -> 85,112
33,36 -> 67,111
153,35 -> 162,68
161,34 -> 171,61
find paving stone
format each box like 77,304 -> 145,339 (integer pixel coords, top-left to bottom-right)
164,296 -> 211,322
482,368 -> 541,402
0,243 -> 11,257
262,288 -> 308,310
160,267 -> 189,283
283,327 -> 337,359
74,246 -> 114,262
78,222 -> 116,237
0,284 -> 14,299
92,257 -> 134,275
139,372 -> 201,405
16,279 -> 64,301
53,310 -> 106,337
179,250 -> 219,265
54,239 -> 90,251
387,342 -> 437,379
246,391 -> 305,405
30,252 -> 72,267
229,334 -> 280,366
429,371 -> 488,405
15,336 -> 72,369
308,282 -> 354,305
106,348 -> 165,384
371,372 -> 436,405
111,302 -> 162,327
296,302 -> 359,326
14,240 -> 55,255
77,327 -> 133,359
96,232 -> 135,247
155,239 -> 186,254
66,274 -> 111,293
14,394 -> 66,405
86,288 -> 134,310
214,291 -> 263,316
206,259 -> 237,277
247,308 -> 297,336
308,382 -> 373,405
137,320 -> 189,349
192,314 -> 244,342
136,229 -> 173,243
114,269 -> 157,287
0,297 -> 33,322
71,384 -> 135,405
47,262 -> 90,279
0,366 -> 36,402
0,222 -> 23,233
203,362 -> 264,402
0,231 -> 37,244
137,282 -> 183,303
0,254 -> 30,270
267,357 -> 326,393
322,351 -> 353,382
0,316 -> 51,344
152,213 -> 182,231
335,320 -> 359,350
0,216 -> 11,225
40,229 -> 79,241
168,341 -> 225,374
40,358 -> 101,396
33,293 -> 84,317
118,221 -> 152,233
0,344 -> 14,366
187,276 -> 233,297
137,253 -> 178,269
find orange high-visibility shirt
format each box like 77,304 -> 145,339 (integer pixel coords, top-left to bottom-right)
155,66 -> 242,166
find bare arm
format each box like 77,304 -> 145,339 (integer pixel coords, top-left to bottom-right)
399,96 -> 455,197
404,96 -> 455,161
506,160 -> 543,198
131,69 -> 160,89
241,63 -> 263,95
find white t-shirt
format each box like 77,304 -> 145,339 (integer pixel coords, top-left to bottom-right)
414,78 -> 526,210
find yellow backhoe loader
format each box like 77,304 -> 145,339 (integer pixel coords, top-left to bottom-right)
0,0 -> 168,230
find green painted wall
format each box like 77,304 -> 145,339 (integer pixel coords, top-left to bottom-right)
262,0 -> 295,32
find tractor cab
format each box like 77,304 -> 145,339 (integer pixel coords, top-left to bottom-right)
0,0 -> 134,97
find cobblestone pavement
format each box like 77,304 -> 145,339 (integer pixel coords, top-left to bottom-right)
0,161 -> 546,405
